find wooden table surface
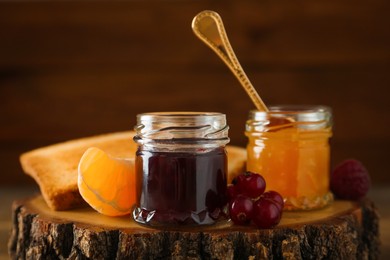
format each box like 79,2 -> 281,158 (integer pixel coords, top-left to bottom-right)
1,186 -> 389,259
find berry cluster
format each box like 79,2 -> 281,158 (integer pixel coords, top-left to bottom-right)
227,171 -> 284,229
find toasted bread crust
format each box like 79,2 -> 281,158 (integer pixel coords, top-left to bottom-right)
20,131 -> 246,211
20,131 -> 136,210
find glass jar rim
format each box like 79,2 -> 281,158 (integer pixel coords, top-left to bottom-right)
249,105 -> 331,122
135,111 -> 229,145
137,111 -> 226,123
246,105 -> 332,132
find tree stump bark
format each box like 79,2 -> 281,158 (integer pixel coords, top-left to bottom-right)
8,195 -> 380,259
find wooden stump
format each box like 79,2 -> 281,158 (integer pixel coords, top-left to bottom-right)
8,195 -> 380,259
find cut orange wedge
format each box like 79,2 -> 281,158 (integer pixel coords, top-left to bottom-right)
78,147 -> 136,216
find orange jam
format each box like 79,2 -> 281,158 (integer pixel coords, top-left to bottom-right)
245,106 -> 333,210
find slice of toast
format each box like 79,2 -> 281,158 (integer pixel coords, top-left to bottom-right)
20,131 -> 246,211
20,131 -> 137,210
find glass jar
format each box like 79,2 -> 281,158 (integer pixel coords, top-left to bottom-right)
245,105 -> 333,210
132,112 -> 230,226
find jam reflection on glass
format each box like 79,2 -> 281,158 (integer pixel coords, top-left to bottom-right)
133,147 -> 228,226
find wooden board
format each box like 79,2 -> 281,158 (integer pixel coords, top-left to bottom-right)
8,195 -> 380,259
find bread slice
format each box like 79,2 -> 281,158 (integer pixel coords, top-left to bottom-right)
20,131 -> 137,210
20,131 -> 246,211
226,146 -> 247,184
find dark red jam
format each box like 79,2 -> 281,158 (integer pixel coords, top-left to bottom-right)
133,147 -> 228,226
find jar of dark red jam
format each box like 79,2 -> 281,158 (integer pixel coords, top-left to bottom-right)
132,112 -> 230,227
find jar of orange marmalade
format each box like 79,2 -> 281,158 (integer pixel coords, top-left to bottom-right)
245,105 -> 333,210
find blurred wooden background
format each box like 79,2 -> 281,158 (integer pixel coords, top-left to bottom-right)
1,0 -> 389,186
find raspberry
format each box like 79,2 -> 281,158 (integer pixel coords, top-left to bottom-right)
330,159 -> 370,200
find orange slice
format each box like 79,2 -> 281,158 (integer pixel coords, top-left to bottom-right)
78,147 -> 136,216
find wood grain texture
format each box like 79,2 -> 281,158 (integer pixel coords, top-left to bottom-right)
8,196 -> 380,259
0,0 -> 389,185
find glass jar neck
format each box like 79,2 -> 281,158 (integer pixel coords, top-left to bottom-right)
134,112 -> 230,150
246,105 -> 332,133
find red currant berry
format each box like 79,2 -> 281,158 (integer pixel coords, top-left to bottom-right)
236,172 -> 266,199
252,198 -> 282,229
232,172 -> 248,186
331,159 -> 370,200
261,191 -> 284,211
226,185 -> 238,202
229,195 -> 253,225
